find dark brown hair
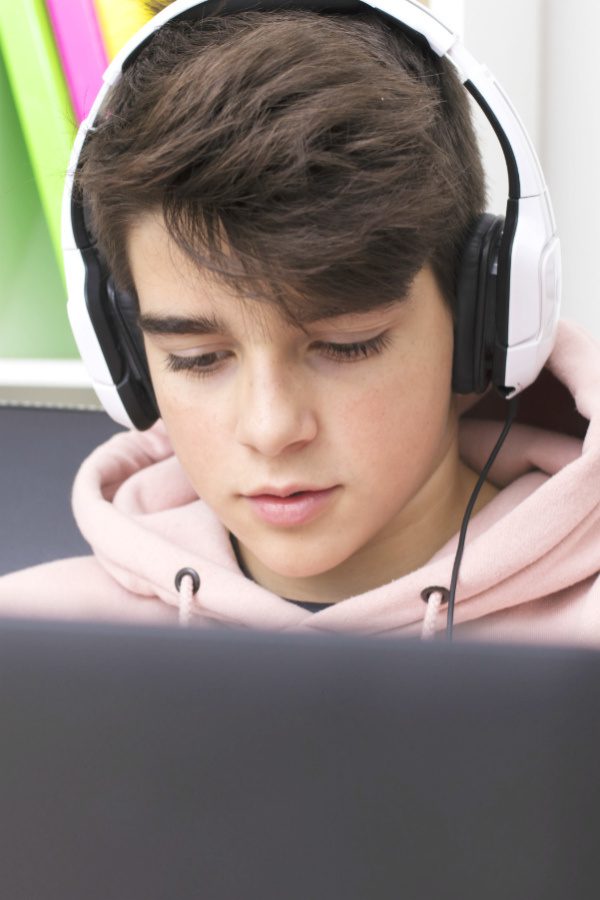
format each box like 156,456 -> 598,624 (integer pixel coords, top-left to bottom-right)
76,7 -> 485,321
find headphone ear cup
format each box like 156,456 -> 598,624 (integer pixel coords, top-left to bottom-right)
452,213 -> 505,395
106,278 -> 160,429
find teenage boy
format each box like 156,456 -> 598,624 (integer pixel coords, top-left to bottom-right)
0,5 -> 598,643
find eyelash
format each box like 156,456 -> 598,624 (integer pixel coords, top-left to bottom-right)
165,332 -> 392,377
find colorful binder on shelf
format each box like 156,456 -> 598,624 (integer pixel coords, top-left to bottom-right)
0,51 -> 76,358
0,0 -> 156,360
94,0 -> 154,60
0,0 -> 75,273
45,0 -> 108,124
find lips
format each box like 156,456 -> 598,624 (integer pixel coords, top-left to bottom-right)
247,485 -> 328,498
244,486 -> 338,527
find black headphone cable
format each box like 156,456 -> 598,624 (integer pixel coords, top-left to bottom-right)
445,394 -> 520,639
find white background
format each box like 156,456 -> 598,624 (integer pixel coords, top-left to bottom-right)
430,0 -> 600,338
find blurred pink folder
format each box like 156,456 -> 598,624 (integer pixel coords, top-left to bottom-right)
45,0 -> 108,122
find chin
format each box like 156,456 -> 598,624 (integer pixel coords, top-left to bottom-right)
252,542 -> 354,580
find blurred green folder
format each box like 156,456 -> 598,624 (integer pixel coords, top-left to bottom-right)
0,53 -> 76,358
0,0 -> 76,357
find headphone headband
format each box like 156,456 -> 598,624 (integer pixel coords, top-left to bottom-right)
63,0 -> 561,429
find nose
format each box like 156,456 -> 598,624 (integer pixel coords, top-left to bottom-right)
234,361 -> 318,457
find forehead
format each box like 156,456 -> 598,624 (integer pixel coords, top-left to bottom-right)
127,210 -> 409,334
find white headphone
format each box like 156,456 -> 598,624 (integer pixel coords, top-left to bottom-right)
62,0 -> 561,430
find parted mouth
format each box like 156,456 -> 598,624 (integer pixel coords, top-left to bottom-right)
245,485 -> 335,499
243,485 -> 339,527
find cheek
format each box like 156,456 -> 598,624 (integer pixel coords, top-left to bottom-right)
339,355 -> 454,473
153,385 -> 232,494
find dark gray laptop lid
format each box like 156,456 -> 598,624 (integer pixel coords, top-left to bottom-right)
0,618 -> 598,899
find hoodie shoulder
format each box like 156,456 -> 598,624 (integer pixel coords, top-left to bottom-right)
0,556 -> 178,626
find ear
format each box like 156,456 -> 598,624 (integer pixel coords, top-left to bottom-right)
453,389 -> 491,418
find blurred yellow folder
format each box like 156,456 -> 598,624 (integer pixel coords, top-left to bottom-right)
94,0 -> 154,59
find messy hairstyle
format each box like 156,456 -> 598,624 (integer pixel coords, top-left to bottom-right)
75,5 -> 486,322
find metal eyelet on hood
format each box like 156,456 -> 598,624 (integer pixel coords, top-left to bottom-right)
175,567 -> 201,627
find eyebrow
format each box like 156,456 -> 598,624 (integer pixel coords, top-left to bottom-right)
137,301 -> 404,337
137,313 -> 228,336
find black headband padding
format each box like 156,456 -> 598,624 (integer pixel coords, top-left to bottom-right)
453,214 -> 504,394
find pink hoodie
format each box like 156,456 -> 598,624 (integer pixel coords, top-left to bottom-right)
0,319 -> 598,645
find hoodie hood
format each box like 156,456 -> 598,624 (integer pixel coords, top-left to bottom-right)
71,320 -> 600,640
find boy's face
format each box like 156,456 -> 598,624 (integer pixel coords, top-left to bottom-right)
129,213 -> 464,601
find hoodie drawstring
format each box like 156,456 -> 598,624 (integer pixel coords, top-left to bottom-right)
175,567 -> 201,627
173,568 -> 451,635
420,586 -> 450,640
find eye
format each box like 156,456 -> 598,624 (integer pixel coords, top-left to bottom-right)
165,350 -> 231,377
315,332 -> 392,362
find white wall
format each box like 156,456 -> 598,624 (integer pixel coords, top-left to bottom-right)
430,0 -> 600,338
542,0 -> 600,337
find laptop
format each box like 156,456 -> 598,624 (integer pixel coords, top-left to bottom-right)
0,617 -> 598,899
